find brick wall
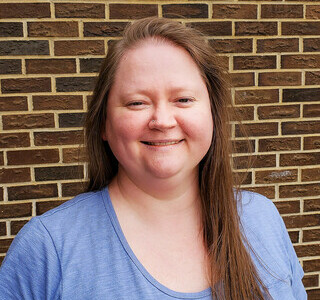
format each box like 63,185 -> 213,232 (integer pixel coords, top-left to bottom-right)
0,0 -> 319,296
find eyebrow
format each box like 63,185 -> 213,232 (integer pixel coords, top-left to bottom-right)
121,86 -> 197,98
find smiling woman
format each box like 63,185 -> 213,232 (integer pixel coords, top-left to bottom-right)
102,40 -> 213,183
0,17 -> 306,300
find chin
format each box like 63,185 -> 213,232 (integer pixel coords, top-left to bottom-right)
146,164 -> 182,179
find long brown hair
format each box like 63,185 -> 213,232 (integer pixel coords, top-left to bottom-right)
85,17 -> 271,299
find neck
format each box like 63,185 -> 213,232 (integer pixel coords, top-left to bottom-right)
108,167 -> 202,233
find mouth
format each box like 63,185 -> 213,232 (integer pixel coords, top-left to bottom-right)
141,140 -> 184,146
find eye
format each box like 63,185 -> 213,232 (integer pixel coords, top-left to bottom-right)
127,101 -> 144,106
177,98 -> 194,104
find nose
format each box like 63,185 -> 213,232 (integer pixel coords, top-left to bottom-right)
148,103 -> 177,131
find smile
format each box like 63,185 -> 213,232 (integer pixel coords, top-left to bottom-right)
141,140 -> 183,146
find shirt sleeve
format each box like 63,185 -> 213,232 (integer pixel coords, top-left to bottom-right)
276,210 -> 307,300
0,217 -> 61,300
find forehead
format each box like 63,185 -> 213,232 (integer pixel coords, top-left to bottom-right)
110,39 -> 206,95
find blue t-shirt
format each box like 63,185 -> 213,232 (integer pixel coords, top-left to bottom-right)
0,187 -> 306,299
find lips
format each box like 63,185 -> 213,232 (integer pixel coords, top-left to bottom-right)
141,139 -> 183,146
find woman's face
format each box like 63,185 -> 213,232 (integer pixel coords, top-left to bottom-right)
102,40 -> 213,182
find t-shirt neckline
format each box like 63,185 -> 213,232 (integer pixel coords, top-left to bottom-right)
102,186 -> 212,299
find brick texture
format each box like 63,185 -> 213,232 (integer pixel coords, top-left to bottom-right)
0,0 -> 319,289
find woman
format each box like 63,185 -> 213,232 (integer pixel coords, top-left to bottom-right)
0,17 -> 306,299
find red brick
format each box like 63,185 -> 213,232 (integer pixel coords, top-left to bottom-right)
7,184 -> 58,201
235,22 -> 277,36
63,147 -> 87,163
232,140 -> 255,154
34,130 -> 84,146
1,78 -> 51,94
282,22 -> 320,35
280,183 -> 320,198
282,55 -> 320,69
282,121 -> 320,135
281,152 -> 320,167
257,38 -> 299,53
0,153 -> 3,166
283,88 -> 320,102
233,154 -> 276,169
244,186 -> 275,200
209,39 -> 252,54
288,230 -> 299,243
234,56 -> 276,70
55,3 -> 105,18
302,168 -> 320,182
304,38 -> 320,52
283,214 -> 320,229
304,136 -> 320,150
36,200 -> 66,215
0,239 -> 13,253
0,168 -> 31,183
212,4 -> 257,19
303,275 -> 318,288
235,89 -> 278,105
258,105 -> 300,119
0,96 -> 27,111
234,172 -> 252,185
235,122 -> 278,137
0,22 -> 23,37
304,104 -> 320,118
261,4 -> 303,18
258,72 -> 301,86
306,71 -> 320,85
110,4 -> 157,19
84,22 -> 128,37
0,203 -> 32,218
306,6 -> 320,19
33,95 -> 83,110
54,40 -> 105,56
256,169 -> 298,184
0,59 -> 21,74
28,22 -> 78,37
231,106 -> 254,121
0,133 -> 30,148
59,113 -> 85,128
274,201 -> 300,214
0,222 -> 6,236
304,198 -> 320,212
307,289 -> 320,300
11,220 -> 28,235
303,229 -> 320,243
80,58 -> 104,73
26,59 -> 76,74
259,137 -> 300,152
35,165 -> 84,181
2,113 -> 54,130
62,182 -> 86,197
0,41 -> 49,56
230,72 -> 255,87
0,187 -> 3,201
187,22 -> 232,36
303,259 -> 320,272
7,149 -> 59,165
56,77 -> 95,92
163,4 -> 207,18
0,3 -> 50,18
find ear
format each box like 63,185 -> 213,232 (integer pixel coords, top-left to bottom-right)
101,124 -> 108,141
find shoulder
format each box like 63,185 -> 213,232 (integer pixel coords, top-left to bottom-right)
236,190 -> 281,230
38,188 -> 107,231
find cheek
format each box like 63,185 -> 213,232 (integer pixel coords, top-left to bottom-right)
181,110 -> 213,143
106,115 -> 144,143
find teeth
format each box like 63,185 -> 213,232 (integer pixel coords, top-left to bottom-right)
145,141 -> 180,146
